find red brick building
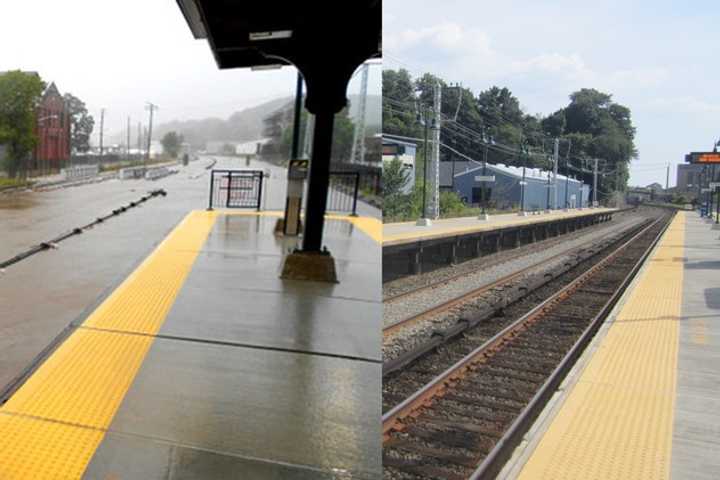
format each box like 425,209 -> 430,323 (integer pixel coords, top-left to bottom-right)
32,82 -> 70,172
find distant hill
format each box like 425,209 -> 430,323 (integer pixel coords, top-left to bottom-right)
153,97 -> 291,148
151,94 -> 380,149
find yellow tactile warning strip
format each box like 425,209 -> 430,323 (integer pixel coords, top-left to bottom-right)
0,210 -> 218,479
328,214 -> 382,244
382,208 -> 617,245
517,212 -> 686,480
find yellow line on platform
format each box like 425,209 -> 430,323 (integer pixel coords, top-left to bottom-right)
0,210 -> 217,479
382,208 -> 616,245
516,212 -> 685,480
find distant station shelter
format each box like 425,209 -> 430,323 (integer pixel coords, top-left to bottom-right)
448,162 -> 590,211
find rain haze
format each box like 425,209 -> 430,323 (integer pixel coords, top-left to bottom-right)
2,0 -> 380,142
384,0 -> 720,187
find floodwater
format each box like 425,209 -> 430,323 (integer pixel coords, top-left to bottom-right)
0,156 -> 285,389
0,155 -> 378,390
0,193 -> 40,211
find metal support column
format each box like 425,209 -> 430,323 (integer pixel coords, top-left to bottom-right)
302,111 -> 335,252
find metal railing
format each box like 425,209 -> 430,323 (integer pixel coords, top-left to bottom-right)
208,169 -> 264,210
327,171 -> 360,216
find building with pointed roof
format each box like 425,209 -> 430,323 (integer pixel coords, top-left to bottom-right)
32,81 -> 71,173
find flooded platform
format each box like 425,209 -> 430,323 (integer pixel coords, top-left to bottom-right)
0,211 -> 381,479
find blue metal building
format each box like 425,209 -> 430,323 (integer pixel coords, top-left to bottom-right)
451,162 -> 590,211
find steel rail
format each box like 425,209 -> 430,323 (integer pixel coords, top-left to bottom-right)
382,214 -> 667,442
382,217 -> 643,337
382,220 -> 653,379
468,211 -> 673,480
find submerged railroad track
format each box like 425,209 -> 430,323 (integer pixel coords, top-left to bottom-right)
382,209 -> 673,480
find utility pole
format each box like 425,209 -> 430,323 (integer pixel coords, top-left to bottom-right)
592,158 -> 599,207
99,108 -> 105,158
416,106 -> 430,226
350,63 -> 369,165
553,138 -> 559,209
291,72 -> 304,159
127,117 -> 131,160
429,81 -> 441,219
666,163 -> 670,190
137,122 -> 142,157
145,102 -> 158,169
565,158 -> 570,210
303,114 -> 314,159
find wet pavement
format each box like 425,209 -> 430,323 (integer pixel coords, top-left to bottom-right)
0,156 -> 379,391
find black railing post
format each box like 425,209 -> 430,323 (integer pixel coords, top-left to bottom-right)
256,171 -> 264,211
225,172 -> 232,208
351,172 -> 359,216
207,170 -> 215,211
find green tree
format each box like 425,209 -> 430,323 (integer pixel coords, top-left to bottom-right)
63,93 -> 94,153
382,157 -> 412,221
161,131 -> 184,158
550,88 -> 637,195
0,71 -> 46,178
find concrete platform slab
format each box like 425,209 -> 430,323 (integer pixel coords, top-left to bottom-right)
84,337 -> 380,479
0,209 -> 381,479
382,207 -> 616,246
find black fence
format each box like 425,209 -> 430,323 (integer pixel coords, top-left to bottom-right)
330,162 -> 382,196
327,171 -> 360,215
208,169 -> 264,210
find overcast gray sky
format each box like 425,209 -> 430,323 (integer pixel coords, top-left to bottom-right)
2,0 -> 379,142
384,0 -> 720,187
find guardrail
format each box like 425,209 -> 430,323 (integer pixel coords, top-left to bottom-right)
119,166 -> 146,180
208,169 -> 264,210
62,165 -> 99,181
327,171 -> 360,216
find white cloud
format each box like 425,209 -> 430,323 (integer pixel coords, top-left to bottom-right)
385,22 -> 494,63
646,96 -> 720,115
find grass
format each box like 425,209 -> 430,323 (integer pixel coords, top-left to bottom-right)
99,157 -> 174,173
0,177 -> 33,189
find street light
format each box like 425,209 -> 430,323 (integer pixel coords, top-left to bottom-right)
478,131 -> 493,221
518,141 -> 529,216
545,156 -> 553,212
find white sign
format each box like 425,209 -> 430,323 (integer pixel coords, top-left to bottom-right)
702,188 -> 711,193
518,181 -> 527,186
474,175 -> 495,182
709,182 -> 720,189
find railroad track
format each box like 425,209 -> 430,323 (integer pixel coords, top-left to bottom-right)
382,211 -> 672,480
383,214 -> 640,337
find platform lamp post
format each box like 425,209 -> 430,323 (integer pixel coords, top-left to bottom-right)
565,158 -> 571,211
478,132 -> 493,221
545,156 -> 553,212
518,141 -> 529,216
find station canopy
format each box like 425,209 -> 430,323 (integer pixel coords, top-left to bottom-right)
176,0 -> 381,114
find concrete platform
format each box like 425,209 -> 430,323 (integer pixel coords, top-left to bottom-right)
383,208 -> 618,283
382,208 -> 616,246
503,211 -> 720,479
0,211 -> 381,479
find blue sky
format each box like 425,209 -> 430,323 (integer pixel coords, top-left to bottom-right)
384,0 -> 720,187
